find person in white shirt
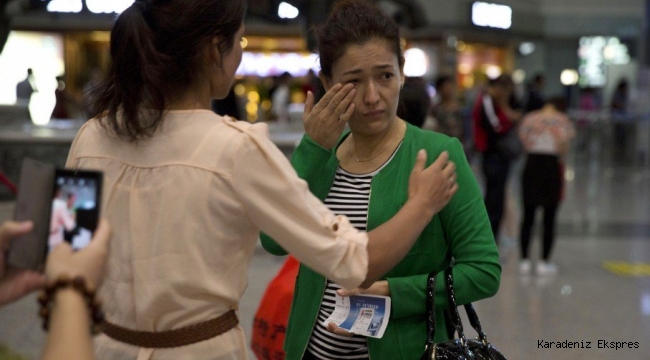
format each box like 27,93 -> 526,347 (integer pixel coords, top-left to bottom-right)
518,96 -> 575,276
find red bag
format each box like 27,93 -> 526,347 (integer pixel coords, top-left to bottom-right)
251,256 -> 299,360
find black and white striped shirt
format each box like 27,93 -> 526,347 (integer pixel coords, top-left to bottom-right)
306,148 -> 399,360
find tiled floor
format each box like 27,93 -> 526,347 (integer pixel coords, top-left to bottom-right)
1,139 -> 649,360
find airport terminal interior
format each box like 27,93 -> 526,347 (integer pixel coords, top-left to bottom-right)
1,0 -> 650,359
1,138 -> 649,360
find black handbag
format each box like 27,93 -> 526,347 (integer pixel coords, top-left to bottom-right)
421,267 -> 507,360
495,128 -> 523,160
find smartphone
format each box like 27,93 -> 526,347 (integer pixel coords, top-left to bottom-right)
7,158 -> 55,270
47,169 -> 102,253
8,159 -> 102,270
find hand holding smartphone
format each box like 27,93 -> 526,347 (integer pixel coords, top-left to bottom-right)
8,158 -> 103,271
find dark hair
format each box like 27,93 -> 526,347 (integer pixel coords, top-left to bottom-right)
435,75 -> 453,91
90,0 -> 246,141
546,96 -> 567,113
316,0 -> 404,79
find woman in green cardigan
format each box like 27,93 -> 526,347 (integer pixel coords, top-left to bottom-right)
261,1 -> 501,359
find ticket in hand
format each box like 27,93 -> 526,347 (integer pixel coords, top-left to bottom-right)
322,294 -> 391,338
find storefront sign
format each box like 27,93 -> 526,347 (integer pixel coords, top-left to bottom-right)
47,0 -> 134,14
236,52 -> 319,77
471,2 -> 512,30
578,36 -> 630,87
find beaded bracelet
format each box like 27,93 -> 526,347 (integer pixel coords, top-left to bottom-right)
37,275 -> 105,335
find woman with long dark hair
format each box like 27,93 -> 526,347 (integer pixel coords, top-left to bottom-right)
67,0 -> 458,358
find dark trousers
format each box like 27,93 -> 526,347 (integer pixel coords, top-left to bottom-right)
520,203 -> 559,260
482,152 -> 511,242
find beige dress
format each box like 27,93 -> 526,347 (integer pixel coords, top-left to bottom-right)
66,110 -> 369,360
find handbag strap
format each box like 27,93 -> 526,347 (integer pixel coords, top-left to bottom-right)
443,267 -> 468,346
426,268 -> 491,351
445,267 -> 490,347
424,271 -> 437,349
463,303 -> 489,346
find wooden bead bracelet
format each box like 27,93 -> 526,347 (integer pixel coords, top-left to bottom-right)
37,275 -> 105,335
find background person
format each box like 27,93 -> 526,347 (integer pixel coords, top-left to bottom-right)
262,1 -> 500,359
51,75 -> 81,120
16,68 -> 37,106
472,74 -> 522,244
431,75 -> 463,140
70,1 -> 460,359
576,86 -> 599,155
610,78 -> 630,157
271,71 -> 293,123
518,97 -> 575,275
397,76 -> 430,128
524,73 -> 546,113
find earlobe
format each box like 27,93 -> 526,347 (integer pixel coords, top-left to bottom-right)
318,71 -> 332,91
210,37 -> 222,68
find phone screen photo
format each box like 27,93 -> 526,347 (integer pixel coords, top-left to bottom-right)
9,160 -> 103,271
48,170 -> 102,253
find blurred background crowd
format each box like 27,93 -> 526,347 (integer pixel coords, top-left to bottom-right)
0,0 -> 648,138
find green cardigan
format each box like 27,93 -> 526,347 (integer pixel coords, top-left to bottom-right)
261,123 -> 501,359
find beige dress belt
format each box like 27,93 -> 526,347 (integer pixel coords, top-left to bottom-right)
101,309 -> 238,348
